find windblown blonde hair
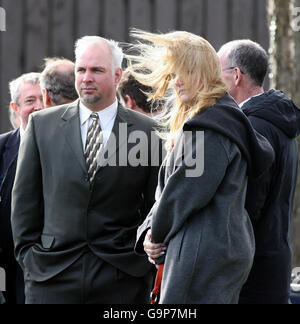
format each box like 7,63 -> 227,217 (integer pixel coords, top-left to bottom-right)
126,29 -> 227,147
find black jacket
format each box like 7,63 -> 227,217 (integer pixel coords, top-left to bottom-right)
0,129 -> 25,304
0,129 -> 20,259
239,89 -> 300,304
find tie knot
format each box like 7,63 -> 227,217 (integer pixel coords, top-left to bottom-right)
90,113 -> 99,121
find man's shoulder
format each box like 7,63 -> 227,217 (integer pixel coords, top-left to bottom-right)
0,129 -> 18,144
31,100 -> 79,122
0,129 -> 19,154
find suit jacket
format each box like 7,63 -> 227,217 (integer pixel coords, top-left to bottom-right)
11,100 -> 162,282
0,129 -> 20,264
0,129 -> 25,304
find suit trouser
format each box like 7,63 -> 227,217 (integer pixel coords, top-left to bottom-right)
25,251 -> 153,304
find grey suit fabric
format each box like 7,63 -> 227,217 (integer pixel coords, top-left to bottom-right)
11,100 -> 161,303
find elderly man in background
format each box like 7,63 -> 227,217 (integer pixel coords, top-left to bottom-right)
0,72 -> 43,304
218,40 -> 300,304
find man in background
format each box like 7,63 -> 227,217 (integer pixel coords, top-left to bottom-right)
0,72 -> 43,304
218,40 -> 300,304
118,68 -> 163,118
40,57 -> 78,107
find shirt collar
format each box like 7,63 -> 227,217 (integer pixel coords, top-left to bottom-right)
79,99 -> 118,126
239,93 -> 263,109
19,125 -> 26,141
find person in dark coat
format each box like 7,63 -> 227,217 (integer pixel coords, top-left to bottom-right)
129,30 -> 275,304
0,72 -> 43,304
218,39 -> 300,304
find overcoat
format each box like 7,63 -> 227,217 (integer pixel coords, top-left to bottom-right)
136,93 -> 275,304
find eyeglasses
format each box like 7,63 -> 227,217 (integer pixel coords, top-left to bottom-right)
222,66 -> 245,74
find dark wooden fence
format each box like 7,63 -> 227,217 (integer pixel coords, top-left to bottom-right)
0,0 -> 268,133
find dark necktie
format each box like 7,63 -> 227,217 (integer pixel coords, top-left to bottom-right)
84,112 -> 103,183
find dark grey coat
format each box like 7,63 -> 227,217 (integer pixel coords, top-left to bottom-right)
136,94 -> 275,304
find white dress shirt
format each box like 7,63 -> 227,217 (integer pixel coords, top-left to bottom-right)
19,125 -> 26,142
79,99 -> 118,150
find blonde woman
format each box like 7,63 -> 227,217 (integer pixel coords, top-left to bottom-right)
131,30 -> 275,304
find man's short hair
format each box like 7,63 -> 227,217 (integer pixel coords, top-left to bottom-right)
118,70 -> 153,113
74,36 -> 124,70
9,72 -> 41,105
221,40 -> 268,86
40,57 -> 78,106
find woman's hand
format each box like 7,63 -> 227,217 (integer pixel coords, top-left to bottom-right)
143,229 -> 166,265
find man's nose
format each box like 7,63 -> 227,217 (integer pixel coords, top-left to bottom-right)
83,70 -> 93,83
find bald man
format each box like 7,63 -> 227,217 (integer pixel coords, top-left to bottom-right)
40,57 -> 78,108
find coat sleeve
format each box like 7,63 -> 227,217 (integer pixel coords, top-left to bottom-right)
245,116 -> 274,223
11,115 -> 44,270
150,129 -> 231,245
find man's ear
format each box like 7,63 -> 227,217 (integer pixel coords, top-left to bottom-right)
43,89 -> 52,107
233,67 -> 243,86
125,95 -> 137,110
115,68 -> 123,85
10,102 -> 18,112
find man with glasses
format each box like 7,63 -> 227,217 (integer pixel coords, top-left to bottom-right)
0,73 -> 44,304
218,40 -> 300,304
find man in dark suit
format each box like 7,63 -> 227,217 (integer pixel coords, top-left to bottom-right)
0,72 -> 43,304
218,40 -> 300,304
11,36 -> 162,304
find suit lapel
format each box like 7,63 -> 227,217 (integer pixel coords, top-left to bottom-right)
60,100 -> 87,174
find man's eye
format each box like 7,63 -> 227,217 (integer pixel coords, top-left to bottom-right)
25,99 -> 35,104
